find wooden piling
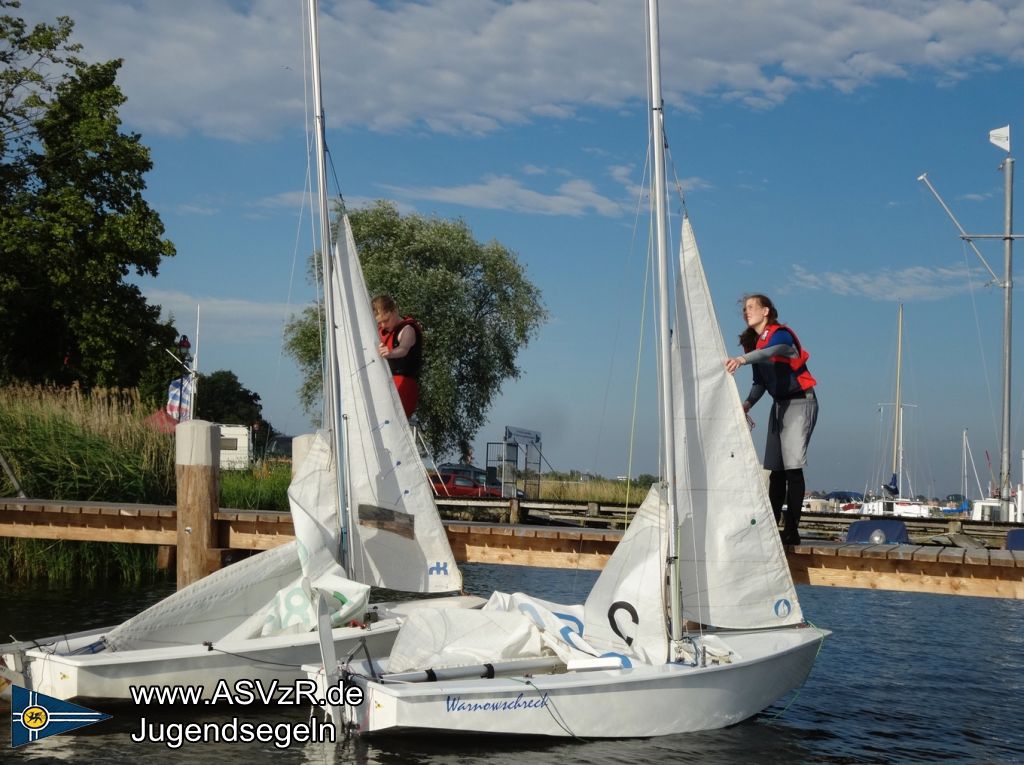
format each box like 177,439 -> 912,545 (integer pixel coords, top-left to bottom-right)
175,420 -> 220,589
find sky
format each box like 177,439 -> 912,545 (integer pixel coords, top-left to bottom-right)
22,0 -> 1024,498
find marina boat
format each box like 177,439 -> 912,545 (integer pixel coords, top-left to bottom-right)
859,305 -> 934,518
0,0 -> 481,704
303,0 -> 828,738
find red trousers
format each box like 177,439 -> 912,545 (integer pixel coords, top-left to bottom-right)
393,375 -> 419,418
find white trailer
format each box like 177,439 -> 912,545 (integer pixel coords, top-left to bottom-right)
217,424 -> 252,470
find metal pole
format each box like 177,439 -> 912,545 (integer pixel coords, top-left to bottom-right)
307,0 -> 348,569
645,0 -> 682,645
999,157 -> 1014,519
892,304 -> 903,495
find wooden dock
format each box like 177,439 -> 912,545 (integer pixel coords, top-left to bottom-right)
1,497 -> 1021,600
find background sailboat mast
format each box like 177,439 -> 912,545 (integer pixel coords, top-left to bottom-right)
645,0 -> 682,644
998,155 -> 1013,518
892,304 -> 903,495
307,0 -> 349,568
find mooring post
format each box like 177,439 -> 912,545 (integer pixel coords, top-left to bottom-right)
175,420 -> 220,589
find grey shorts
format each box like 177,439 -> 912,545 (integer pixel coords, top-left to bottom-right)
764,390 -> 818,471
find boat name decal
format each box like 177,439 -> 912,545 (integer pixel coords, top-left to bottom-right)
445,692 -> 550,713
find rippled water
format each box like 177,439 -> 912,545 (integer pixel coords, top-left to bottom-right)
4,565 -> 1022,764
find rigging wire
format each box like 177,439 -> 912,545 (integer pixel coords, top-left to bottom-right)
960,237 -> 1000,441
622,145 -> 654,515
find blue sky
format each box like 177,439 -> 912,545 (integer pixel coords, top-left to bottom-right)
25,0 -> 1024,497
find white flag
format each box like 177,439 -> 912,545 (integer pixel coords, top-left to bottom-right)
989,125 -> 1010,152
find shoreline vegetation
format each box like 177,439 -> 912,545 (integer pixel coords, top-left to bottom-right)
0,385 -> 649,583
0,385 -> 290,583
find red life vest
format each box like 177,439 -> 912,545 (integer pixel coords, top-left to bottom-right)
756,323 -> 816,391
379,316 -> 423,379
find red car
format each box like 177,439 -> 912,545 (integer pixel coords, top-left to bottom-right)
430,472 -> 502,498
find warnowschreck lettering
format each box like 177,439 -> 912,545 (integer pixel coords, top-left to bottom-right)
445,692 -> 550,713
129,678 -> 364,707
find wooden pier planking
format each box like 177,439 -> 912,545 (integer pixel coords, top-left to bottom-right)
1,498 -> 1022,599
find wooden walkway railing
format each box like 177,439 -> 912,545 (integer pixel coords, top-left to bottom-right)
1,498 -> 1021,600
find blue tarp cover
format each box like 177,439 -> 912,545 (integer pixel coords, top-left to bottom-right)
846,519 -> 910,544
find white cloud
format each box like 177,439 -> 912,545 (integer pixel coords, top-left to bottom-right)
176,203 -> 218,216
789,262 -> 987,301
147,289 -> 298,341
383,174 -> 625,217
24,0 -> 1024,140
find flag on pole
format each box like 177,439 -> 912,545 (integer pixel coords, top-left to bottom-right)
166,376 -> 195,421
989,125 -> 1010,152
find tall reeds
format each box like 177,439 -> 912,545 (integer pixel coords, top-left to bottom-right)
0,385 -> 175,583
0,384 -> 175,502
0,385 -> 294,582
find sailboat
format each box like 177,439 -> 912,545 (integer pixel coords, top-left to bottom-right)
0,0 -> 480,704
303,0 -> 827,738
858,305 -> 934,518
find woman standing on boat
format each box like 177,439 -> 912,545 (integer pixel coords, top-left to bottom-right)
725,294 -> 818,545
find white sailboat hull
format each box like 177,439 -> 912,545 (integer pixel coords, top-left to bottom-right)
857,499 -> 935,518
1,596 -> 483,704
330,627 -> 826,738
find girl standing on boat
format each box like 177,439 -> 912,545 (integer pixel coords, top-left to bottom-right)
725,294 -> 818,545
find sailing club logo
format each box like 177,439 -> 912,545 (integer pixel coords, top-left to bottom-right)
773,599 -> 792,619
428,561 -> 449,576
10,685 -> 111,748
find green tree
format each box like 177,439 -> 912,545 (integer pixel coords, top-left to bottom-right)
194,370 -> 271,433
285,200 -> 546,459
0,2 -> 177,390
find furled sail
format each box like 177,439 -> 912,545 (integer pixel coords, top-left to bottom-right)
670,216 -> 803,629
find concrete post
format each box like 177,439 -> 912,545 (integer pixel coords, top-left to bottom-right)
175,420 -> 220,589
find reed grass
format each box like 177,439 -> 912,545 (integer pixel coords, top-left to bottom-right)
0,384 -> 175,503
537,477 -> 654,506
0,537 -> 159,585
0,385 -> 296,582
220,461 -> 292,511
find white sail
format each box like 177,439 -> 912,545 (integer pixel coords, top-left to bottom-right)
671,216 -> 803,628
331,215 -> 461,593
582,484 -> 669,663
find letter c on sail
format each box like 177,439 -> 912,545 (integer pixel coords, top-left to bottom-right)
607,601 -> 639,646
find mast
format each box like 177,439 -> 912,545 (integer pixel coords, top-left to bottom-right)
645,0 -> 682,644
998,155 -> 1013,518
891,304 -> 903,496
918,131 -> 1016,521
307,0 -> 349,569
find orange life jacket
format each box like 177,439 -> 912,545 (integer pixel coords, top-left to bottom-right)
756,323 -> 816,391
